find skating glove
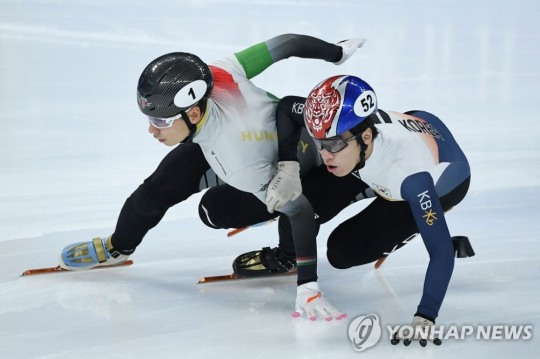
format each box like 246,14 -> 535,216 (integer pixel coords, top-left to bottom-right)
292,281 -> 347,321
265,161 -> 302,213
391,315 -> 442,347
334,38 -> 366,65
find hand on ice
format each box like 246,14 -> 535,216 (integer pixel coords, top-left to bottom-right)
390,315 -> 442,347
292,281 -> 346,321
334,38 -> 366,65
265,161 -> 302,213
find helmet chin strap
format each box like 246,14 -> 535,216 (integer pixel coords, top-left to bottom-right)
180,100 -> 208,144
353,140 -> 368,171
180,110 -> 197,144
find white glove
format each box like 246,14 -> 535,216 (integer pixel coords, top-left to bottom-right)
265,161 -> 302,213
292,281 -> 347,321
334,38 -> 366,65
391,315 -> 442,347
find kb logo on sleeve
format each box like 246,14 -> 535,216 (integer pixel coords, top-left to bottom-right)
292,101 -> 304,114
417,190 -> 438,226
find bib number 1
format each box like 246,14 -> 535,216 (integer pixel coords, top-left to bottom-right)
174,80 -> 208,108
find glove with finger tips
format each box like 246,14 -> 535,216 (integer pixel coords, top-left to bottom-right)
265,161 -> 302,213
292,281 -> 347,321
334,38 -> 366,65
391,315 -> 442,347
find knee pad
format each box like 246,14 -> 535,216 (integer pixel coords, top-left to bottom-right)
198,196 -> 221,229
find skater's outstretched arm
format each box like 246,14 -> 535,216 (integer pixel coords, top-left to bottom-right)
232,34 -> 365,79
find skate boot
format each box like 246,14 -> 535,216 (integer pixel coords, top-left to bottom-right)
59,236 -> 129,271
233,247 -> 296,277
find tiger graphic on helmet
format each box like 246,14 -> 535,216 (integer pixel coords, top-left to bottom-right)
304,75 -> 344,139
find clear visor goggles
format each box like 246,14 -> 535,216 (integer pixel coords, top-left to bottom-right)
147,112 -> 185,129
313,133 -> 360,153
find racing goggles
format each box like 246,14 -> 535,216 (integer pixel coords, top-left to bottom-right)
147,112 -> 184,129
313,133 -> 360,153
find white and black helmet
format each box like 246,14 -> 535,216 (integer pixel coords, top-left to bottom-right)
137,52 -> 213,118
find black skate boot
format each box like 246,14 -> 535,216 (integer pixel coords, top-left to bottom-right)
233,247 -> 296,277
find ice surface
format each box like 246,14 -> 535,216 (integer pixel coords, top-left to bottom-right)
1,0 -> 539,358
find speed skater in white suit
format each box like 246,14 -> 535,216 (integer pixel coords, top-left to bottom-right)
58,34 -> 366,321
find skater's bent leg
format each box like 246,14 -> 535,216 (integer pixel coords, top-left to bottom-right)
199,184 -> 277,229
327,178 -> 470,269
327,198 -> 418,269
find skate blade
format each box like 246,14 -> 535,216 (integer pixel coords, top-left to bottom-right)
198,270 -> 297,284
21,260 -> 134,276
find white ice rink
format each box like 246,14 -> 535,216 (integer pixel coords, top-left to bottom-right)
1,0 -> 539,358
